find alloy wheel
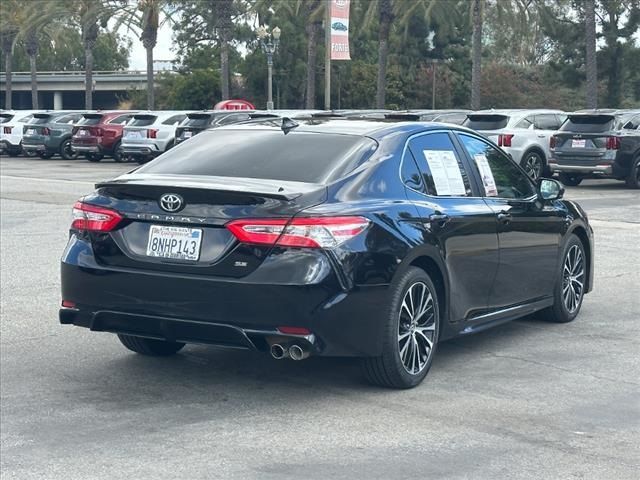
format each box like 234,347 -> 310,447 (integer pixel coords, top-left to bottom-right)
523,153 -> 543,180
398,282 -> 436,375
562,244 -> 585,313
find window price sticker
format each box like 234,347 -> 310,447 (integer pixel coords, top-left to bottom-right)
474,154 -> 498,196
422,150 -> 466,196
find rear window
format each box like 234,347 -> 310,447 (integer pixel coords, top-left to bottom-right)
464,115 -> 510,130
137,129 -> 378,184
31,115 -> 53,124
0,114 -> 14,124
77,115 -> 103,126
17,114 -> 34,123
183,115 -> 212,127
560,115 -> 614,133
129,115 -> 157,127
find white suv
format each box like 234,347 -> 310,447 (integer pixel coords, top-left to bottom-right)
0,110 -> 44,156
464,109 -> 567,179
121,111 -> 189,163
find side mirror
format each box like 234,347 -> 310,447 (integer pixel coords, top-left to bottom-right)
538,178 -> 564,201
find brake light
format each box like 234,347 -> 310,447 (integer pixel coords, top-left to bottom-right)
3,126 -> 12,134
498,134 -> 514,148
42,127 -> 51,136
550,135 -> 557,149
61,300 -> 76,308
606,136 -> 620,150
226,216 -> 370,248
147,129 -> 158,138
90,127 -> 104,136
71,201 -> 123,232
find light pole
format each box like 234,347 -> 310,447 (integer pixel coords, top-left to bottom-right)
426,59 -> 444,109
257,26 -> 281,110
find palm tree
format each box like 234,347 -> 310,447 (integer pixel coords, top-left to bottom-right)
0,0 -> 21,109
215,0 -> 234,100
584,0 -> 597,108
302,0 -> 323,108
471,0 -> 483,109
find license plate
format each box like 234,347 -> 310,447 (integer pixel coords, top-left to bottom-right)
125,130 -> 141,139
26,128 -> 35,135
78,129 -> 88,136
146,225 -> 202,261
183,131 -> 193,138
572,139 -> 586,148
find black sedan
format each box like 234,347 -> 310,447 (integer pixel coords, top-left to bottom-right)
60,118 -> 594,389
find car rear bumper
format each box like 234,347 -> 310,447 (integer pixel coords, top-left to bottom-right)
549,163 -> 614,174
71,145 -> 102,153
60,238 -> 389,357
21,143 -> 47,152
121,145 -> 161,157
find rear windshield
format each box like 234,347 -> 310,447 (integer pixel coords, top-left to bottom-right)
30,115 -> 53,124
560,115 -> 614,133
464,115 -> 510,130
77,115 -> 103,126
183,115 -> 212,127
129,115 -> 157,127
0,114 -> 14,124
137,129 -> 378,184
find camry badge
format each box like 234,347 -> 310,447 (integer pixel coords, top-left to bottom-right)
159,193 -> 184,213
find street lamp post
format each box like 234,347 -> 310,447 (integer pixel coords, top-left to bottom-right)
257,26 -> 281,111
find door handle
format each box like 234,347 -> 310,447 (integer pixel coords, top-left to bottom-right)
428,213 -> 450,227
497,212 -> 512,224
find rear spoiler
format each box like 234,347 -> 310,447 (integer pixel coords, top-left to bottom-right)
567,114 -> 615,123
385,113 -> 421,121
466,114 -> 510,121
96,174 -> 324,202
81,113 -> 104,119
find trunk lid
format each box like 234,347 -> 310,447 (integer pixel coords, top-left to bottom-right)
552,114 -> 616,161
123,115 -> 159,144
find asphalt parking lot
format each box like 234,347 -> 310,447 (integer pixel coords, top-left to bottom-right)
1,155 -> 639,480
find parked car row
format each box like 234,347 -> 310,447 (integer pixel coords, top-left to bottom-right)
2,107 -> 638,187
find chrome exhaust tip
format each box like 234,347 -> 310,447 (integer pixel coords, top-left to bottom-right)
270,344 -> 288,360
289,344 -> 309,361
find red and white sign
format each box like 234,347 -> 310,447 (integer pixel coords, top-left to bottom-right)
330,0 -> 351,60
214,99 -> 255,110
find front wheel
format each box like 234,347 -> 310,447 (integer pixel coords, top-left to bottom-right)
85,153 -> 103,162
60,139 -> 78,160
538,235 -> 586,323
559,173 -> 583,187
361,267 -> 440,389
117,334 -> 185,356
37,151 -> 53,159
112,141 -> 125,162
625,156 -> 640,189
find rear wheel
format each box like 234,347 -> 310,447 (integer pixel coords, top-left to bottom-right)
521,151 -> 545,180
625,156 -> 640,189
85,153 -> 103,162
538,235 -> 586,323
559,173 -> 583,187
60,139 -> 78,160
117,334 -> 185,356
361,267 -> 440,389
112,141 -> 125,162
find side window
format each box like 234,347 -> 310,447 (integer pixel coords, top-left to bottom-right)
556,114 -> 567,128
407,132 -> 472,197
109,115 -> 132,125
401,150 -> 425,192
458,133 -> 536,199
622,115 -> 640,130
515,116 -> 533,129
534,114 -> 560,130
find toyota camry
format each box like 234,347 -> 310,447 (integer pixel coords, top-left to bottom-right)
60,118 -> 594,389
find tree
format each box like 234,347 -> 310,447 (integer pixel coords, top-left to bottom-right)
301,0 -> 323,108
0,0 -> 21,109
215,0 -> 233,100
471,0 -> 483,109
584,0 -> 597,108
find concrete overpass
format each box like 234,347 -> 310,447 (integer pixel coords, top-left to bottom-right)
0,71 -> 156,109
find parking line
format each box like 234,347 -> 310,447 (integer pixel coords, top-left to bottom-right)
0,175 -> 95,186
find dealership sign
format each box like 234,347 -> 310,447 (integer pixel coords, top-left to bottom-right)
330,0 -> 351,60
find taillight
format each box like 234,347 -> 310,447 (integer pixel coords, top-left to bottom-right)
277,326 -> 312,335
147,129 -> 158,138
71,201 -> 123,232
498,134 -> 514,148
226,216 -> 370,248
42,127 -> 51,136
3,126 -> 12,134
606,136 -> 620,150
90,127 -> 104,136
550,135 -> 557,149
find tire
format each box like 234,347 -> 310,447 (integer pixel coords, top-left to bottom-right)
117,334 -> 185,356
361,267 -> 440,389
37,151 -> 53,159
23,148 -> 37,157
538,234 -> 586,323
625,156 -> 640,189
112,141 -> 125,162
521,150 -> 545,180
60,139 -> 78,160
559,173 -> 583,187
85,153 -> 103,162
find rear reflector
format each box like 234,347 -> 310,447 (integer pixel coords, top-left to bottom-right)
71,201 -> 123,232
226,216 -> 370,248
498,134 -> 514,148
277,326 -> 312,335
61,300 -> 76,308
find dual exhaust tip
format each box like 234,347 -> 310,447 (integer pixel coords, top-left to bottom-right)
270,343 -> 310,361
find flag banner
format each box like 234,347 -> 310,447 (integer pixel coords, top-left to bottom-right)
330,0 -> 351,60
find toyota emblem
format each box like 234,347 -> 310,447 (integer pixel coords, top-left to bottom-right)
159,193 -> 184,213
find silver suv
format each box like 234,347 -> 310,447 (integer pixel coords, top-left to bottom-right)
464,109 -> 567,179
121,111 -> 188,163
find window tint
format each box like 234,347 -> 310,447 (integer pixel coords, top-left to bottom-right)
0,114 -> 14,124
137,129 -> 378,184
534,114 -> 561,130
620,115 -> 640,130
459,133 -> 535,199
560,115 -> 614,133
162,114 -> 187,125
216,113 -> 251,126
435,113 -> 467,125
401,150 -> 425,192
464,114 -> 510,130
129,115 -> 157,127
407,132 -> 472,197
17,114 -> 34,123
30,115 -> 52,124
184,115 -> 212,127
109,114 -> 132,125
77,116 -> 103,126
515,117 -> 533,129
56,114 -> 81,124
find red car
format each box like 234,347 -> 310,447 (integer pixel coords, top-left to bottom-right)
71,111 -> 136,162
